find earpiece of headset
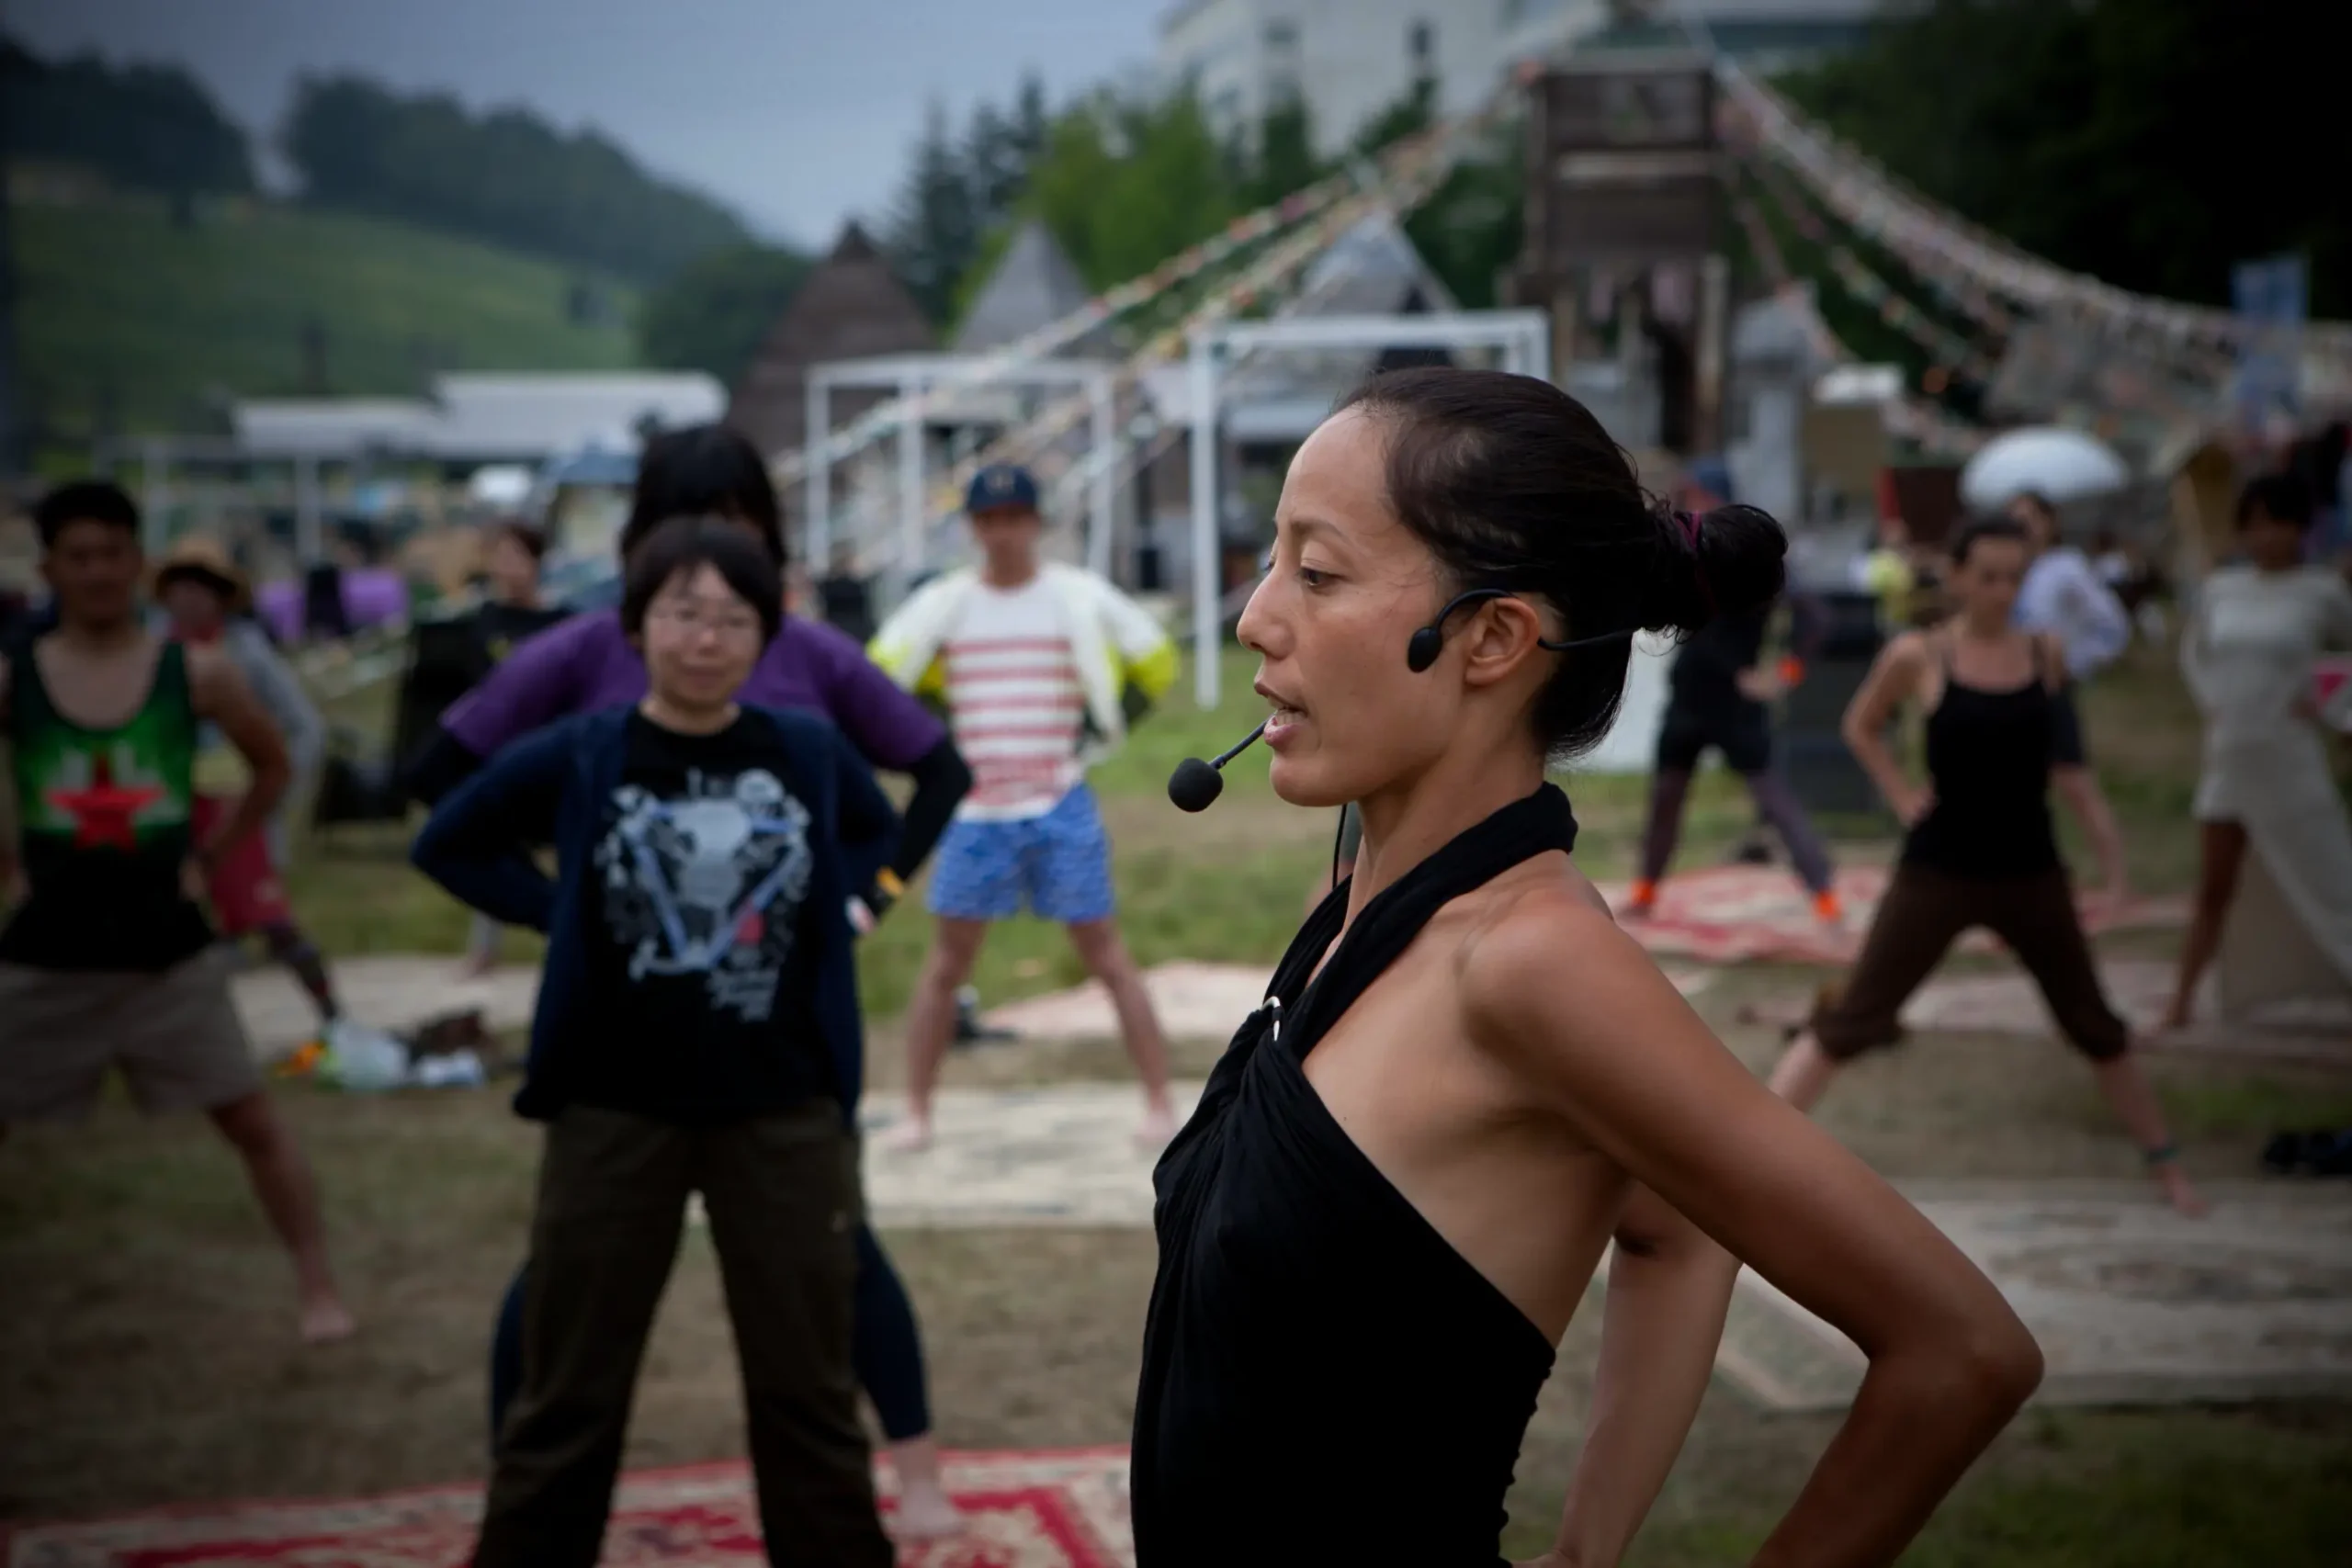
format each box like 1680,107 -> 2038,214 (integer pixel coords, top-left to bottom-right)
1405,588 -> 1635,673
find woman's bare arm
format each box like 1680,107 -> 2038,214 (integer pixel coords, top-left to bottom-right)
186,644 -> 289,866
1469,906 -> 2042,1568
1542,1185 -> 1740,1567
2052,766 -> 2126,898
1839,634 -> 1930,826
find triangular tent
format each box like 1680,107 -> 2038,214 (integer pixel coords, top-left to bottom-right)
950,220 -> 1103,355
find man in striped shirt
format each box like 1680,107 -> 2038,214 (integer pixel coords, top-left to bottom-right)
870,465 -> 1179,1151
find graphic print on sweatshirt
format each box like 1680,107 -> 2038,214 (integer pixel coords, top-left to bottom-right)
594,767 -> 813,1022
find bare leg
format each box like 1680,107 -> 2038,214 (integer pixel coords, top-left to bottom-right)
885,1433 -> 962,1540
1633,768 -> 1695,910
886,919 -> 990,1152
1743,768 -> 1838,903
1766,1030 -> 1842,1112
2090,1049 -> 2206,1215
209,1090 -> 355,1341
1065,918 -> 1176,1143
464,913 -> 503,978
2164,820 -> 2246,1030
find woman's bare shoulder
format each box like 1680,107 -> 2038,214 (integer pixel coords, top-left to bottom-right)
1456,868 -> 1694,1083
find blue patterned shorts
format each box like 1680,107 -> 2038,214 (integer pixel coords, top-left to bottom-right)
926,784 -> 1116,925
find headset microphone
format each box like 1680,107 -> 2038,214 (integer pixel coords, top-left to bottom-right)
1168,722 -> 1269,812
1407,588 -> 1635,672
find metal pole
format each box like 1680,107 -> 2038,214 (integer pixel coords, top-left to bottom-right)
807,375 -> 831,568
897,375 -> 922,579
1696,254 -> 1731,454
141,441 -> 168,554
294,454 -> 322,565
1189,333 -> 1221,708
1088,371 -> 1115,580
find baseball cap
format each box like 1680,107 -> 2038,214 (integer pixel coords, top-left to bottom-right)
1683,456 -> 1735,508
967,464 -> 1041,516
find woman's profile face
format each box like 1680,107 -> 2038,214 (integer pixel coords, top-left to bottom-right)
1238,408 -> 1455,809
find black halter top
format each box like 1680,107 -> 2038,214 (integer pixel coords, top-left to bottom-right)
1131,784 -> 1579,1566
1902,635 -> 2064,879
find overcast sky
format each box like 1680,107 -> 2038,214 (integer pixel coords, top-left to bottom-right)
6,0 -> 1169,247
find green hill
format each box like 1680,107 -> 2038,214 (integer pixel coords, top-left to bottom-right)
14,195 -> 642,441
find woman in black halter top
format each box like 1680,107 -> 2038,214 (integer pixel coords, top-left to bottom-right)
1134,370 -> 2046,1567
1768,516 -> 2201,1216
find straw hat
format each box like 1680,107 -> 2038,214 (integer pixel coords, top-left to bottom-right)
153,535 -> 251,612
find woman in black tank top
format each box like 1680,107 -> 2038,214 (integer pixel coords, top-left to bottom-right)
1136,370 -> 2046,1566
1767,516 -> 2202,1216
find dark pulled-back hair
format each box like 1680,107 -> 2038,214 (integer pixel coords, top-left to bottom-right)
621,515 -> 785,646
1335,367 -> 1787,761
35,479 -> 141,549
620,423 -> 786,568
1947,513 -> 2031,564
2235,471 -> 2314,531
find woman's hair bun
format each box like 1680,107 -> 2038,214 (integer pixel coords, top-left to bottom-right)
1637,501 -> 1789,634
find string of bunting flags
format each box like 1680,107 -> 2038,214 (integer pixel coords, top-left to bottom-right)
1732,143 -> 1998,380
1722,173 -> 1984,457
821,98 -> 1490,572
1729,137 -> 2220,434
1716,56 -> 2352,368
769,96 -> 1498,491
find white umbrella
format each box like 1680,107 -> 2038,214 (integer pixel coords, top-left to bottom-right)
1960,426 -> 2131,512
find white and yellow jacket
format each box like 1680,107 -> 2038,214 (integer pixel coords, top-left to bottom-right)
867,562 -> 1177,765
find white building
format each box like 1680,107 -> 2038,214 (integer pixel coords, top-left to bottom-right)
231,372 -> 725,466
1157,0 -> 1545,157
1158,0 -> 1887,155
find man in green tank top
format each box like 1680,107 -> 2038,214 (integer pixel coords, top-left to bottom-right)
0,481 -> 354,1342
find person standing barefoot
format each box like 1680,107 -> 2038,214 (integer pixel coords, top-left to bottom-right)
411,428 -> 972,1540
0,480 -> 354,1342
2163,473 -> 2352,1029
1767,516 -> 2202,1215
872,464 -> 1179,1152
416,520 -> 895,1566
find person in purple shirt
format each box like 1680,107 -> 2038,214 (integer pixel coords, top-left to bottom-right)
409,423 -> 975,1541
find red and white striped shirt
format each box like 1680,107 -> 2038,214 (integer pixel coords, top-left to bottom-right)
942,579 -> 1086,820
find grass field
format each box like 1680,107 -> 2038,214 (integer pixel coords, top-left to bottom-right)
15,196 -> 639,441
291,635 -> 2247,1019
5,632 -> 2349,1561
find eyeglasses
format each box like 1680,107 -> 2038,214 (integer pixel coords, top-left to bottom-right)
648,603 -> 763,641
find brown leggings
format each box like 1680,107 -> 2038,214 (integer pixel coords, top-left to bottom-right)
1810,863 -> 2130,1061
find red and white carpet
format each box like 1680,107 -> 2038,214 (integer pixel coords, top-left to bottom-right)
2,1448 -> 1134,1567
1596,863 -> 2187,966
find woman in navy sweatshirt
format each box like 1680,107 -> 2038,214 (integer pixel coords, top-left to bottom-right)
413,518 -> 898,1566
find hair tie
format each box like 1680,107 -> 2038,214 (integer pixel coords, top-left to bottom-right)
1679,509 -> 1715,619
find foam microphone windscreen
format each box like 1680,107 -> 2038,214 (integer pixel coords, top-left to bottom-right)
1167,757 -> 1226,813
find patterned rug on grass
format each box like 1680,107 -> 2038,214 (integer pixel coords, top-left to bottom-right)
2,1448 -> 1134,1567
1594,863 -> 2187,967
1707,1181 -> 2352,1412
1729,960 -> 2352,1066
977,960 -> 1716,1043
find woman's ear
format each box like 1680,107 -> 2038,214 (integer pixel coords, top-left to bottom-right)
1457,596 -> 1553,689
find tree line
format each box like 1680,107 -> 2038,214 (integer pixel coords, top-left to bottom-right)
638,74 -> 1524,391
280,75 -> 752,285
2,36 -> 253,202
881,77 -> 1521,326
1779,0 -> 2351,319
3,34 -> 754,285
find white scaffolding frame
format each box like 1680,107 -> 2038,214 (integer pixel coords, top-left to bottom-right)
1185,310 -> 1553,705
805,354 -> 1120,579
